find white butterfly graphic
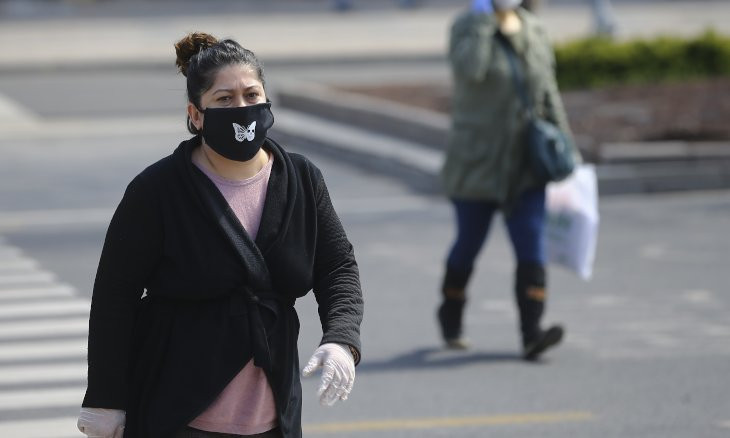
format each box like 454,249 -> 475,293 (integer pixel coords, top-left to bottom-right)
232,121 -> 256,142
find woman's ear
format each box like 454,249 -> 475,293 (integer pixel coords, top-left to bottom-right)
187,102 -> 204,131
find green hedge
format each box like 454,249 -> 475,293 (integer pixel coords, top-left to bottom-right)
554,30 -> 730,89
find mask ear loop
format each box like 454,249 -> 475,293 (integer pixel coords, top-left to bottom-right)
190,104 -> 206,135
187,117 -> 200,135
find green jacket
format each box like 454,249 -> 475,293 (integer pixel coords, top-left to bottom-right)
441,8 -> 578,207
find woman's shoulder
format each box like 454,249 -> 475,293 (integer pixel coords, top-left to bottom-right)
133,153 -> 176,185
518,8 -> 550,38
287,151 -> 325,184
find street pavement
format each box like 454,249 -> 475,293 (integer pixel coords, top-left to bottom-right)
1,1 -> 730,437
1,124 -> 730,436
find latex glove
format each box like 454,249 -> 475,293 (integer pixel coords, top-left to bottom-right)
471,0 -> 494,14
302,343 -> 355,406
77,408 -> 125,438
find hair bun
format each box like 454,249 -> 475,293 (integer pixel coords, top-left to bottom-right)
174,32 -> 219,76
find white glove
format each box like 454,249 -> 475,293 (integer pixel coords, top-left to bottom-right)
77,408 -> 125,438
302,343 -> 355,406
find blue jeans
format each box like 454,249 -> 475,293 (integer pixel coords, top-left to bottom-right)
446,188 -> 546,272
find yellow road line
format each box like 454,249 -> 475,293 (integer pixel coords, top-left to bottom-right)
304,411 -> 596,434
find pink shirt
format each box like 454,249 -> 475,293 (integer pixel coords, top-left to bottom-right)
190,153 -> 278,435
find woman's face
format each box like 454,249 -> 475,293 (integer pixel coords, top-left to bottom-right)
188,63 -> 266,131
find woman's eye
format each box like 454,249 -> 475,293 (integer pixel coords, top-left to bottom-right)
218,96 -> 231,103
247,92 -> 260,99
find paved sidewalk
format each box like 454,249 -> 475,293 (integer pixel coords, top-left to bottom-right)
1,0 -> 728,72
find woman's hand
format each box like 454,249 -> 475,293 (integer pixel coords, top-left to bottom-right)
77,408 -> 125,438
302,343 -> 355,406
471,0 -> 494,14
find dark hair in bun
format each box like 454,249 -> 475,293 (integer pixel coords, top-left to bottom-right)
174,32 -> 266,134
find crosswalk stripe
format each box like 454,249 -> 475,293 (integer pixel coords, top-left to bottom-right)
0,417 -> 83,438
0,300 -> 89,319
0,339 -> 86,362
0,387 -> 84,410
0,317 -> 88,340
0,257 -> 39,271
0,246 -> 22,258
0,285 -> 76,300
0,362 -> 86,385
0,271 -> 57,285
0,241 -> 88,436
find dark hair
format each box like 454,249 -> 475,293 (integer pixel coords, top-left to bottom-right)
174,32 -> 266,134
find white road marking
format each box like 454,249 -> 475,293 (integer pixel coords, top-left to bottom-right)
0,339 -> 86,362
0,257 -> 39,271
0,246 -> 22,259
0,300 -> 89,319
0,271 -> 57,285
0,317 -> 88,340
0,241 -> 89,436
0,417 -> 83,438
0,387 -> 84,410
0,362 -> 86,385
0,285 -> 76,301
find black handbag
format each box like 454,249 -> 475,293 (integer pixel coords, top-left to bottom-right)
497,33 -> 575,182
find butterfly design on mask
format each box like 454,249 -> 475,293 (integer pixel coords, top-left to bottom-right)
232,121 -> 257,142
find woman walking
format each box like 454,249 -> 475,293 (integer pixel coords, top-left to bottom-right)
77,32 -> 363,438
439,0 -> 579,360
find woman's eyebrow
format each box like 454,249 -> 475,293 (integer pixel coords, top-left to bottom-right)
212,85 -> 261,94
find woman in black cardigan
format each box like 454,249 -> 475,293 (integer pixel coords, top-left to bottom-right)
77,32 -> 364,438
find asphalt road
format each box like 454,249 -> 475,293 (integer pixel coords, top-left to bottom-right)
1,69 -> 729,437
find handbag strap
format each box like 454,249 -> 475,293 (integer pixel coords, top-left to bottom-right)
495,32 -> 535,118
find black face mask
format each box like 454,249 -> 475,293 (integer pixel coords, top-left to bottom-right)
201,102 -> 275,162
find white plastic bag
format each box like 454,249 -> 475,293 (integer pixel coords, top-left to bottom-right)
545,164 -> 599,280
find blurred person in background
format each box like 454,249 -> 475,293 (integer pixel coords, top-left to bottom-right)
591,0 -> 617,36
77,32 -> 363,438
333,0 -> 417,11
438,0 -> 579,360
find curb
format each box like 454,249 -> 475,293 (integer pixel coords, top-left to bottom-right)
271,108 -> 442,195
277,82 -> 448,152
274,84 -> 730,195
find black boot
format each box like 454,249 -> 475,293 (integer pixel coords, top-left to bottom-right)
515,262 -> 564,360
437,266 -> 471,349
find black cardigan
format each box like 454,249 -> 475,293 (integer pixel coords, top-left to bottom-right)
82,137 -> 363,438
